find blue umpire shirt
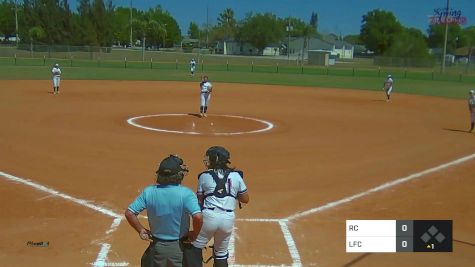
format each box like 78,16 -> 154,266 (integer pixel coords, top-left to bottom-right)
128,184 -> 201,240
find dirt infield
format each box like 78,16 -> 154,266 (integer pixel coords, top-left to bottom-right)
0,80 -> 474,267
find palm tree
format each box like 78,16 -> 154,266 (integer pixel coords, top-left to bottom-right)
132,18 -> 161,61
28,26 -> 45,57
301,24 -> 316,65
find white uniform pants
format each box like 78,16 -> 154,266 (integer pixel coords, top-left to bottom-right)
53,76 -> 61,87
192,208 -> 235,258
200,92 -> 211,107
385,86 -> 393,96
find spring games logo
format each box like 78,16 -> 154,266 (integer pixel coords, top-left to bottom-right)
429,7 -> 467,25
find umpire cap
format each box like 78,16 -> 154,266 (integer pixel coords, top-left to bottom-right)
156,155 -> 189,180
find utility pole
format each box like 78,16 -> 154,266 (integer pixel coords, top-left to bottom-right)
129,0 -> 133,46
441,0 -> 450,73
287,18 -> 292,62
15,0 -> 18,45
206,4 -> 209,48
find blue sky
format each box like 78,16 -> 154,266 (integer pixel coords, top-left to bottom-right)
71,0 -> 475,36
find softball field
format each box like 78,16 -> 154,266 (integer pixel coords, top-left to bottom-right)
0,80 -> 474,267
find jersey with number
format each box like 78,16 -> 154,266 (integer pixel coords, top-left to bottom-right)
469,96 -> 475,110
52,67 -> 61,77
200,81 -> 212,93
384,77 -> 393,89
197,169 -> 247,211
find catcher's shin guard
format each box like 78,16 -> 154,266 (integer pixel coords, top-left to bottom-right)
213,252 -> 228,267
183,245 -> 203,267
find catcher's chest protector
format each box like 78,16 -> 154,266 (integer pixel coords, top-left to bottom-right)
204,170 -> 236,199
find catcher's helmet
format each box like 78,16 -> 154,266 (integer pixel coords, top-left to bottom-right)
54,63 -> 59,67
470,89 -> 475,95
387,74 -> 392,78
156,154 -> 189,184
205,146 -> 230,168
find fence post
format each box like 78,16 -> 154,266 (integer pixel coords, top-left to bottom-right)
276,63 -> 279,73
378,67 -> 381,77
301,65 -> 304,74
176,59 -> 178,70
150,57 -> 153,69
251,61 -> 254,72
125,57 -> 127,68
14,54 -> 17,65
43,55 -> 46,66
226,60 -> 229,71
352,67 -> 355,76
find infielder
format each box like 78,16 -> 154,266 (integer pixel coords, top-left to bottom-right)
199,75 -> 213,118
383,74 -> 393,102
190,58 -> 197,77
52,63 -> 61,95
469,89 -> 475,133
184,146 -> 249,267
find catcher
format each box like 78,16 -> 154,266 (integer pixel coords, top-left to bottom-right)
184,146 -> 249,267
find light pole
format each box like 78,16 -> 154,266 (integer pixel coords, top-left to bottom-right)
441,0 -> 450,73
129,0 -> 133,47
286,19 -> 293,62
162,24 -> 167,48
15,0 -> 18,46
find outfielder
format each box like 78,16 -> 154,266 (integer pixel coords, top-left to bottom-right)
199,75 -> 213,118
383,74 -> 393,102
469,89 -> 475,133
184,146 -> 249,267
190,58 -> 197,77
52,63 -> 61,95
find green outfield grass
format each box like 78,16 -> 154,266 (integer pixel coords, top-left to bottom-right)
0,56 -> 474,99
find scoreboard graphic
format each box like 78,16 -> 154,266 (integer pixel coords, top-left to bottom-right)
346,220 -> 452,252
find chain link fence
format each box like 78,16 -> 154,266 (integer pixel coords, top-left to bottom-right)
0,44 -> 473,82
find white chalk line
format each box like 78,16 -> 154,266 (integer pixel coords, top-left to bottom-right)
279,221 -> 302,266
228,226 -> 237,265
286,151 -> 475,221
126,113 -> 274,136
0,171 -> 128,267
3,151 -> 474,267
0,171 -> 121,219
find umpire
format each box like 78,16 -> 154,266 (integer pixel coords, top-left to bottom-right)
125,155 -> 203,267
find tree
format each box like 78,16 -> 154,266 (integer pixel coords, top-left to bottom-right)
215,8 -> 236,40
28,25 -> 45,53
112,7 -> 132,46
239,13 -> 284,53
343,34 -> 363,45
427,23 -> 462,53
360,9 -> 403,55
188,22 -> 200,39
385,27 -> 430,58
309,12 -> 318,32
0,1 -> 16,39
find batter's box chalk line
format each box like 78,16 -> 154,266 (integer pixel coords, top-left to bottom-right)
2,151 -> 475,267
